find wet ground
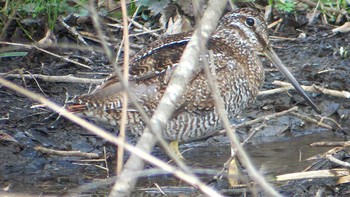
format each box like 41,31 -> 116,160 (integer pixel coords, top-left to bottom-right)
1,10 -> 350,196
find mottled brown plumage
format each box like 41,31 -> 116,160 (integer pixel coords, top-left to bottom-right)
67,8 -> 318,143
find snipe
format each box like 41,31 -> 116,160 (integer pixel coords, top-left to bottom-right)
67,8 -> 319,150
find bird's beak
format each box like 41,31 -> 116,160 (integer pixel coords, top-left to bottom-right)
264,46 -> 321,114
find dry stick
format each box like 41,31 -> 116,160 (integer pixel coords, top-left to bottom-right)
311,141 -> 350,147
110,0 -> 228,196
0,41 -> 92,70
261,80 -> 350,98
114,5 -> 141,69
326,155 -> 350,168
103,147 -> 110,177
290,112 -> 333,130
276,168 -> 350,182
34,146 -> 100,158
0,77 -> 222,197
58,17 -> 91,47
128,18 -> 161,37
236,106 -> 298,130
1,74 -> 103,84
87,0 -> 200,194
24,71 -> 48,97
317,116 -> 343,130
129,28 -> 163,37
117,0 -> 130,175
268,18 -> 283,29
303,147 -> 345,172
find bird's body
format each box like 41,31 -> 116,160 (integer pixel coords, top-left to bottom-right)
68,8 -> 317,143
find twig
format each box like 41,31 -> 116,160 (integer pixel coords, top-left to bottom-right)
268,18 -> 283,29
241,123 -> 267,146
117,0 -> 130,175
236,107 -> 298,130
128,18 -> 161,37
154,183 -> 167,196
261,80 -> 350,99
114,5 -> 141,69
129,28 -> 163,37
316,115 -> 343,130
311,141 -> 350,147
276,168 -> 350,181
58,16 -> 91,47
326,155 -> 350,168
34,146 -> 100,158
103,147 -> 110,177
269,36 -> 297,42
0,41 -> 92,70
1,73 -> 104,84
290,112 -> 333,130
24,71 -> 48,97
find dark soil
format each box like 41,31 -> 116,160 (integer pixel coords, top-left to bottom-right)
1,9 -> 350,196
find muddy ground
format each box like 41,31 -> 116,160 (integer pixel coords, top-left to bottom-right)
1,9 -> 350,196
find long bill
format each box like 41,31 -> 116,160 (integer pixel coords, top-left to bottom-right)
264,47 -> 321,114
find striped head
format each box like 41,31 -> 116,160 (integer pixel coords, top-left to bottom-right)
216,8 -> 269,52
216,8 -> 320,113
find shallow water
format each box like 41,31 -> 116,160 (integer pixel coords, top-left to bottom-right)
136,131 -> 345,191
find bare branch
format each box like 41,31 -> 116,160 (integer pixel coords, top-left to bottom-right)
290,112 -> 333,130
276,168 -> 350,182
0,41 -> 92,69
0,73 -> 103,84
259,80 -> 350,99
117,0 -> 130,175
34,146 -> 100,158
311,141 -> 350,147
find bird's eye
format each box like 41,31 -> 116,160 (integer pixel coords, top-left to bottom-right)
245,17 -> 255,27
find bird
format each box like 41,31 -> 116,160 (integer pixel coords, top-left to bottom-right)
67,8 -> 320,155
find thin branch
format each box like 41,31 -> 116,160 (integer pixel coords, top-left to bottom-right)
0,41 -> 92,70
311,141 -> 350,147
290,112 -> 333,130
128,18 -> 161,37
326,155 -> 350,168
259,80 -> 350,99
117,0 -> 130,175
276,168 -> 350,181
1,73 -> 103,84
34,146 -> 100,158
236,107 -> 298,130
